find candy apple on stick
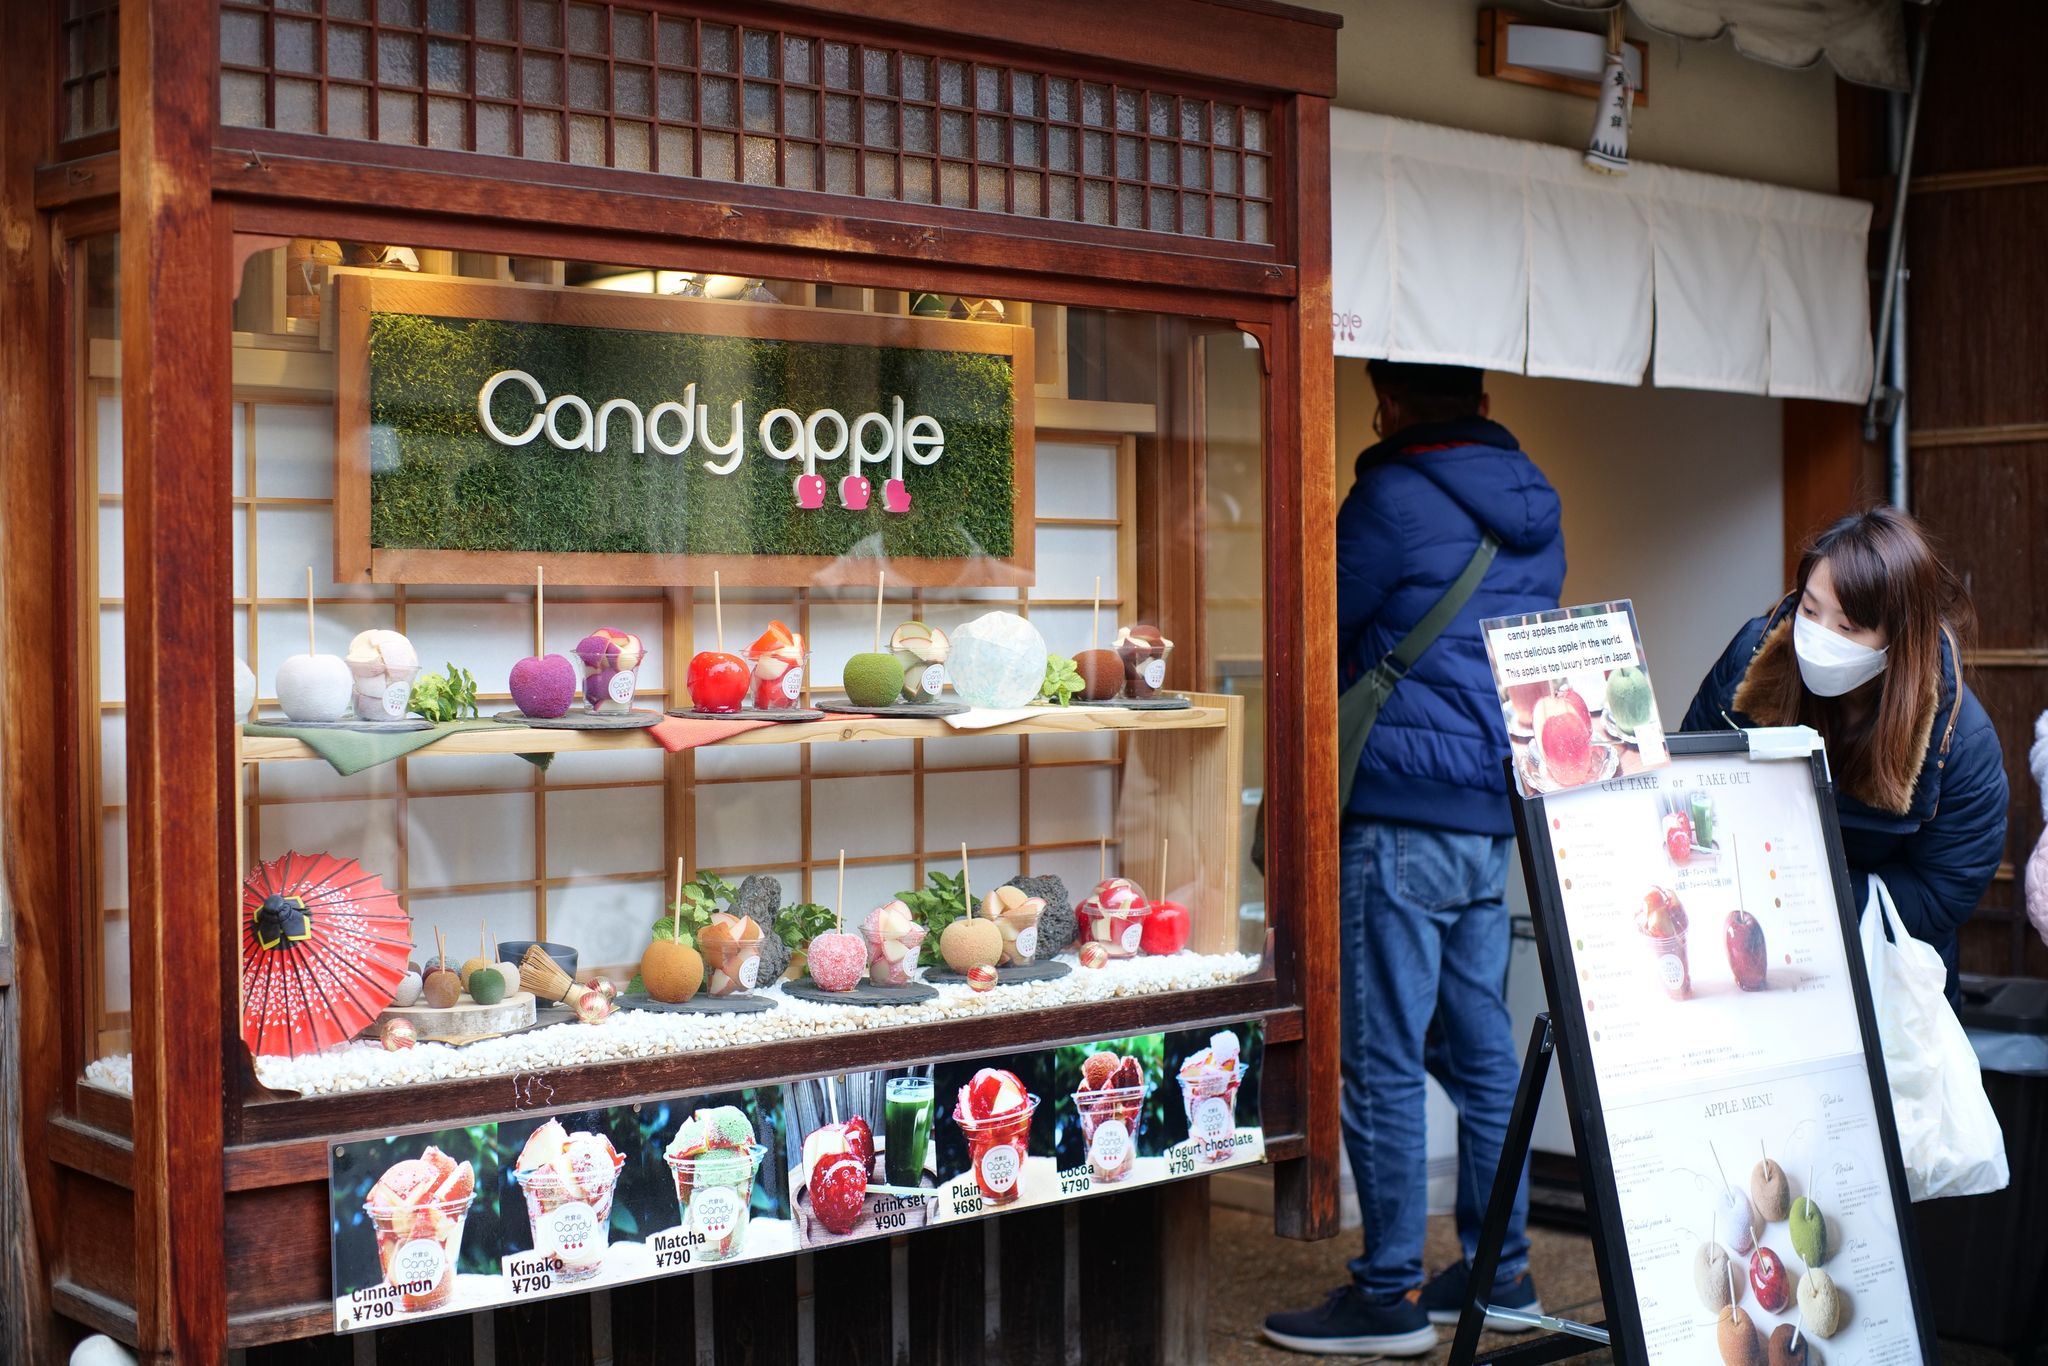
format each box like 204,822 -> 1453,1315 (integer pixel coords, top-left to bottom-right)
508,566 -> 579,719
841,568 -> 906,707
805,851 -> 869,993
686,571 -> 750,714
1142,836 -> 1192,955
275,566 -> 352,722
1074,577 -> 1123,702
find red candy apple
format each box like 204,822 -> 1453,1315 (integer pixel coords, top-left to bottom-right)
809,1151 -> 868,1234
842,1114 -> 874,1170
1140,899 -> 1191,955
1725,909 -> 1769,991
1533,691 -> 1595,784
1749,1246 -> 1788,1312
1663,810 -> 1694,864
686,650 -> 750,713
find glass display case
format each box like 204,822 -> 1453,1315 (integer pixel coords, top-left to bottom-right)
9,1 -> 1340,1357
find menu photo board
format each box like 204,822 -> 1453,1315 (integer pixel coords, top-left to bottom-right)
1513,733 -> 1935,1366
327,1021 -> 1262,1332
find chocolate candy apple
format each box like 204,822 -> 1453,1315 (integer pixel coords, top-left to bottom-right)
1140,898 -> 1191,955
1766,1323 -> 1808,1366
576,628 -> 645,712
1749,1246 -> 1788,1312
1075,648 -> 1125,702
1725,908 -> 1769,991
1664,810 -> 1695,863
687,650 -> 750,714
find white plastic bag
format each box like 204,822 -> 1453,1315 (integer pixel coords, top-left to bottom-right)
1860,875 -> 2010,1201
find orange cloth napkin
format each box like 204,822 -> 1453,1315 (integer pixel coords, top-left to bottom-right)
648,715 -> 777,751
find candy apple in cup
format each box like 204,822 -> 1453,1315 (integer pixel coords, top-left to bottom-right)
1663,810 -> 1695,864
1140,898 -> 1191,955
745,620 -> 806,708
686,649 -> 751,714
576,628 -> 645,712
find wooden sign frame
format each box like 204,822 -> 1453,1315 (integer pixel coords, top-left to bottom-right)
1509,731 -> 1938,1364
332,272 -> 1036,588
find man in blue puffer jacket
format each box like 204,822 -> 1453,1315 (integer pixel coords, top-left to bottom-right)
1267,363 -> 1565,1357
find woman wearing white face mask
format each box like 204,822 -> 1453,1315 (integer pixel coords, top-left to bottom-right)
1682,507 -> 2008,1001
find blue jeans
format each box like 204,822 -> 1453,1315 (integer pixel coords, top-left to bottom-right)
1340,817 -> 1530,1301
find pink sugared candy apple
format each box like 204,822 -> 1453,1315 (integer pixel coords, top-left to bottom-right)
509,653 -> 579,719
807,931 -> 869,992
687,650 -> 751,714
967,964 -> 998,992
795,473 -> 827,509
1078,942 -> 1109,969
839,475 -> 871,510
1141,900 -> 1191,955
883,479 -> 912,514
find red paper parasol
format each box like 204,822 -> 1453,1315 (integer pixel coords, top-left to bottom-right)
240,852 -> 411,1058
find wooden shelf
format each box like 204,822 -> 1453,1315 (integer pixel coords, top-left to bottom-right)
237,695 -> 1231,764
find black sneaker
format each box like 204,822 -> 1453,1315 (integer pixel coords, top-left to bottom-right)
1262,1284 -> 1440,1357
1416,1262 -> 1542,1329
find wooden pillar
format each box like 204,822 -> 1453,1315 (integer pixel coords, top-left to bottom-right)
1268,91 -> 1341,1243
2,1 -> 68,1361
119,0 -> 234,1359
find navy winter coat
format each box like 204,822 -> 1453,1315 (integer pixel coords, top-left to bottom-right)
1682,605 -> 2008,999
1339,418 -> 1566,836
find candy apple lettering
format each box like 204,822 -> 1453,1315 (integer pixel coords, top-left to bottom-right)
477,373 -> 945,512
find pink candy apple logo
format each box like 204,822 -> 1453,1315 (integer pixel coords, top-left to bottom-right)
761,398 -> 941,515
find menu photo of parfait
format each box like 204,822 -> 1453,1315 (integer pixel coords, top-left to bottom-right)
330,1126 -> 501,1330
1159,1025 -> 1265,1174
1482,599 -> 1670,797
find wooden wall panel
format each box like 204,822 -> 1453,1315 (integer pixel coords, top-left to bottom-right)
1911,0 -> 2048,181
1907,444 -> 2048,649
1904,0 -> 2048,982
1905,184 -> 2048,433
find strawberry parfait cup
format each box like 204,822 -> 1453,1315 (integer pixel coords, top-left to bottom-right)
744,621 -> 807,709
954,1068 -> 1038,1205
1078,878 -> 1150,959
362,1146 -> 476,1313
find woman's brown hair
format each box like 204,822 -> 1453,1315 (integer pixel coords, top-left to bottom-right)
1749,507 -> 1971,813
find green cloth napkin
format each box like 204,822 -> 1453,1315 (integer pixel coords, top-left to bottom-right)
242,717 -> 550,776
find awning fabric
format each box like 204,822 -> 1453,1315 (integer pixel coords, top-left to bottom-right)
1547,0 -> 1917,92
1330,110 -> 1875,403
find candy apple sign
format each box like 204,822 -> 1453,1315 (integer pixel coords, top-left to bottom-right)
477,371 -> 945,514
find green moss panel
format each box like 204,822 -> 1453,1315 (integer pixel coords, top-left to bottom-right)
367,313 -> 1017,558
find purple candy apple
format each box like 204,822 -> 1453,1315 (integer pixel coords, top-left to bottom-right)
509,653 -> 578,718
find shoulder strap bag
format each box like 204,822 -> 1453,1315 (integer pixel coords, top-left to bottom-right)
1252,532 -> 1499,873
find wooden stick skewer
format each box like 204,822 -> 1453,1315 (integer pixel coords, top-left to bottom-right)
874,568 -> 886,653
305,566 -> 316,656
961,841 -> 971,910
1099,837 -> 1108,885
837,849 -> 846,934
1092,575 -> 1101,651
713,569 -> 724,653
535,565 -> 545,657
1161,837 -> 1170,899
672,856 -> 685,938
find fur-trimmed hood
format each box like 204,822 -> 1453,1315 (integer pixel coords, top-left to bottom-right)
1729,615 -> 1943,816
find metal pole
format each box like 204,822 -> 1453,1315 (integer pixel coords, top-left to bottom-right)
1890,266 -> 1909,508
1864,17 -> 1932,444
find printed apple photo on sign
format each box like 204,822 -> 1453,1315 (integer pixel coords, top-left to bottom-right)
1481,598 -> 1670,798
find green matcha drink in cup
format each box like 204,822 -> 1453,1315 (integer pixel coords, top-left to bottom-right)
884,1076 -> 934,1188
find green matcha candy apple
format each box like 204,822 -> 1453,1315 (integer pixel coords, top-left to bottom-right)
1604,664 -> 1655,736
843,652 -> 906,708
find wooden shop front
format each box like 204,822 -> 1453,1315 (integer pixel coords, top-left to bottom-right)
0,1 -> 1340,1361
